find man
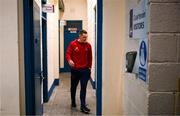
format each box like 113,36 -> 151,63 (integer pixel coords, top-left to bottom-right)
66,30 -> 92,113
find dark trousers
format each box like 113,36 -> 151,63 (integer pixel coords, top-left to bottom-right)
71,68 -> 90,107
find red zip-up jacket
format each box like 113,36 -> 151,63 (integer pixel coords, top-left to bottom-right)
66,39 -> 92,70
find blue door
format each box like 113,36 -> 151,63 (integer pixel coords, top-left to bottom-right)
60,20 -> 82,72
33,1 -> 43,115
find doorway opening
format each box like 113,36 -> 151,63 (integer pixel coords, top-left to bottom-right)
23,0 -> 103,115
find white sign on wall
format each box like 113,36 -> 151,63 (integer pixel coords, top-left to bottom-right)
42,4 -> 54,13
129,0 -> 148,39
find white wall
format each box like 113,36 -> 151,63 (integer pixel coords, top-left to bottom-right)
47,0 -> 59,90
102,0 -> 125,115
0,38 -> 2,114
59,0 -> 87,69
61,0 -> 87,30
0,0 -> 20,115
87,0 -> 96,80
0,54 -> 1,115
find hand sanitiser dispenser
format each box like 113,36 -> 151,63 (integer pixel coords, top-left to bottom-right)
126,51 -> 137,73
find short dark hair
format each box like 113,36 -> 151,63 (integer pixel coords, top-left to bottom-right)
79,30 -> 87,35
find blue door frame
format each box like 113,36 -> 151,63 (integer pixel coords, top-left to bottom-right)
42,13 -> 48,102
96,0 -> 103,115
23,0 -> 44,115
23,0 -> 35,114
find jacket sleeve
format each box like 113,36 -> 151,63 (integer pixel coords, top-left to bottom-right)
88,44 -> 92,68
66,42 -> 73,63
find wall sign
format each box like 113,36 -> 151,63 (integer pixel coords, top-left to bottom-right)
139,39 -> 148,82
129,0 -> 148,39
42,4 -> 54,13
68,28 -> 77,33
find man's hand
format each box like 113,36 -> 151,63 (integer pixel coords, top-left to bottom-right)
68,60 -> 74,67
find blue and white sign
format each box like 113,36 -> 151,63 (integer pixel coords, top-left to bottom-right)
139,39 -> 148,82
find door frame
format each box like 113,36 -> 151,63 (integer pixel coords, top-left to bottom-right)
60,20 -> 82,72
96,0 -> 103,115
42,13 -> 48,102
23,0 -> 35,114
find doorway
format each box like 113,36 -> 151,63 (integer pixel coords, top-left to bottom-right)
23,0 -> 103,115
60,20 -> 82,72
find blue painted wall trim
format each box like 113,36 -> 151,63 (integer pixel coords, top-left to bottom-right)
60,68 -> 70,73
54,79 -> 60,86
48,79 -> 60,98
97,0 -> 103,115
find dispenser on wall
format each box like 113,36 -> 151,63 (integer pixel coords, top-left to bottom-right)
126,51 -> 137,73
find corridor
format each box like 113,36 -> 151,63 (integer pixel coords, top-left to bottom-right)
44,73 -> 96,115
1,0 -> 180,115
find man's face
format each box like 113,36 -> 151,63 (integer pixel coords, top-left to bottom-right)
79,33 -> 88,42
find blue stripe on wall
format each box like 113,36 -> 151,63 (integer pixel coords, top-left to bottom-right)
54,79 -> 60,86
59,68 -> 70,73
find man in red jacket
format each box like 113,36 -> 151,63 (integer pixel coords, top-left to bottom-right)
66,30 -> 92,113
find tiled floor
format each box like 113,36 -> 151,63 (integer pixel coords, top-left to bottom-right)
44,73 -> 96,116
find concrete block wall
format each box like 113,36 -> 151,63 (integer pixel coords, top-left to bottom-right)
148,0 -> 180,115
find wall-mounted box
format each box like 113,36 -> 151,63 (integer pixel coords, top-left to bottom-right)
126,51 -> 137,73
